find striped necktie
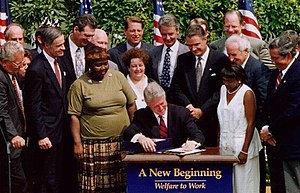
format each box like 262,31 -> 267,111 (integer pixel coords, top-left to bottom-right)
159,115 -> 168,138
275,71 -> 282,90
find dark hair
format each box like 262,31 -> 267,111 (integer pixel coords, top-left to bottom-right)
124,16 -> 144,30
40,27 -> 63,45
221,63 -> 247,83
185,24 -> 206,38
85,45 -> 109,67
73,14 -> 97,32
122,48 -> 149,68
24,49 -> 32,61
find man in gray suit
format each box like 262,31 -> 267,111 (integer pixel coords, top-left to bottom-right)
0,41 -> 27,193
148,14 -> 189,100
210,10 -> 274,69
108,16 -> 154,76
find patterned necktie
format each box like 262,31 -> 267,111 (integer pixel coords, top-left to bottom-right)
275,71 -> 282,90
54,59 -> 62,88
12,75 -> 26,124
75,48 -> 84,78
196,57 -> 203,92
159,116 -> 168,138
160,48 -> 171,89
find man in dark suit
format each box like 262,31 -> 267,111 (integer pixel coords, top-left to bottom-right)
148,14 -> 189,94
123,82 -> 205,152
60,14 -> 97,90
210,10 -> 274,70
225,34 -> 270,193
24,27 -> 67,193
108,16 -> 154,76
171,24 -> 229,147
260,35 -> 300,193
0,41 -> 27,193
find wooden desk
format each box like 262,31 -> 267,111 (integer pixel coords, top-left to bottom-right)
124,147 -> 238,193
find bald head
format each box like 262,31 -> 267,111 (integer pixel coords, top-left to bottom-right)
91,29 -> 108,51
4,23 -> 25,46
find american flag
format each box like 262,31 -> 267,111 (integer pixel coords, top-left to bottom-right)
79,0 -> 94,15
238,0 -> 262,39
153,0 -> 164,46
0,0 -> 11,46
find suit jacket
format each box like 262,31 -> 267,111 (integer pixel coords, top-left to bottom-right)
0,66 -> 25,158
244,56 -> 270,128
170,48 -> 230,146
60,38 -> 90,91
262,57 -> 300,159
123,104 -> 205,148
108,42 -> 154,76
24,53 -> 67,146
210,35 -> 275,69
148,42 -> 189,83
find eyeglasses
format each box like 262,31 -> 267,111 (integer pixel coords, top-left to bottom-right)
9,60 -> 25,67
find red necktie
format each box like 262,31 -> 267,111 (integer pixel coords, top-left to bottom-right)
54,59 -> 62,88
275,71 -> 282,90
12,75 -> 26,128
159,116 -> 168,138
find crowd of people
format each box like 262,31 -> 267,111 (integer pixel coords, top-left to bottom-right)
0,9 -> 299,193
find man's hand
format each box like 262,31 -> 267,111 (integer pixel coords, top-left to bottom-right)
181,140 -> 199,151
11,136 -> 25,148
38,137 -> 52,150
138,135 -> 156,152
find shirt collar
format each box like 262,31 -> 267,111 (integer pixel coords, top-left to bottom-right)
43,49 -> 55,65
126,42 -> 142,50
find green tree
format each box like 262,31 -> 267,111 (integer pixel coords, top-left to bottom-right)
9,0 -> 300,47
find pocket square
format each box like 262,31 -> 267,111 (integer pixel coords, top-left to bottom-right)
211,73 -> 216,76
63,71 -> 66,76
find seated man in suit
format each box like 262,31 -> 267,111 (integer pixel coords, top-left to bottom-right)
123,82 -> 205,152
108,16 -> 154,76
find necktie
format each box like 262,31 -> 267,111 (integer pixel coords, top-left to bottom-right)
75,48 -> 84,78
275,71 -> 282,90
54,59 -> 62,88
160,48 -> 171,89
12,75 -> 26,124
159,116 -> 168,138
196,57 -> 203,92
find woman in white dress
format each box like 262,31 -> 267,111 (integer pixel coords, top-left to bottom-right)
217,64 -> 262,193
123,48 -> 150,109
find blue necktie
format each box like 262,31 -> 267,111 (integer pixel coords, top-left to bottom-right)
160,48 -> 171,89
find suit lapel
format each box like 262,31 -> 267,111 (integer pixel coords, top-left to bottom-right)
42,54 -> 64,98
63,39 -> 76,81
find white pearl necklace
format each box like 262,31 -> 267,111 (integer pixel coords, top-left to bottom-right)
227,84 -> 242,95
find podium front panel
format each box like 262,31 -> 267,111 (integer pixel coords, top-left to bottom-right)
126,162 -> 233,193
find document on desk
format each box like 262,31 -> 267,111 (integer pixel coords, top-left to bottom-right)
161,147 -> 206,156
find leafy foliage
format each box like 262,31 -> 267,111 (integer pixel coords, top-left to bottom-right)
9,0 -> 300,47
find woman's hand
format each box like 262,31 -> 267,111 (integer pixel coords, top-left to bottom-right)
238,152 -> 248,165
74,142 -> 83,160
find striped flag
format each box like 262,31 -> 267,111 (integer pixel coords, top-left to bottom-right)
153,0 -> 164,46
238,0 -> 262,39
0,0 -> 11,46
79,0 -> 94,15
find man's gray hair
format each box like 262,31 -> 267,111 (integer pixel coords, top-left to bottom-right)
144,82 -> 166,103
40,26 -> 63,46
0,41 -> 24,61
158,14 -> 179,30
269,35 -> 296,57
225,34 -> 251,52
